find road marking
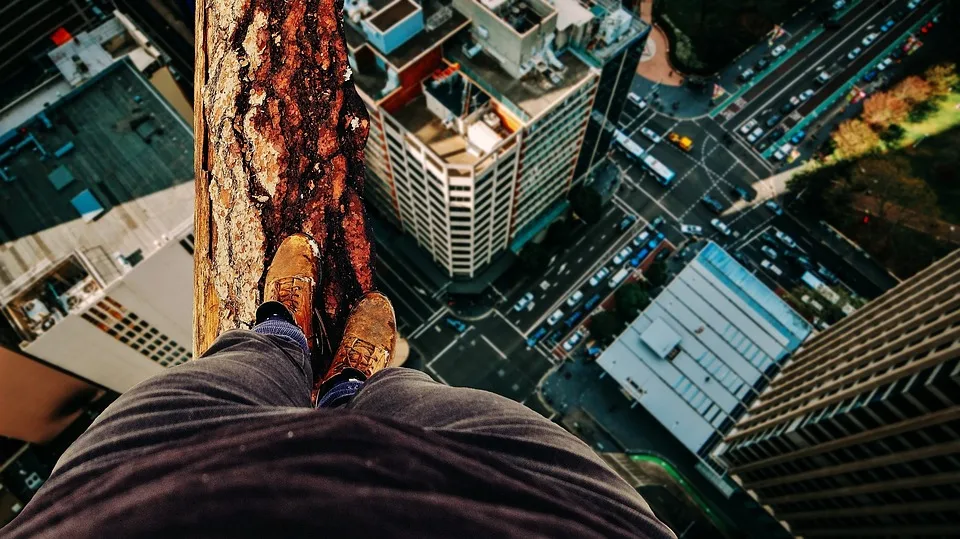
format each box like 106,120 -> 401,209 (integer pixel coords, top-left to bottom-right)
376,274 -> 432,323
726,3 -> 897,131
425,363 -> 450,385
481,334 -> 508,360
409,306 -> 449,340
378,255 -> 438,314
737,4 -> 892,136
494,309 -> 530,339
426,325 -> 473,367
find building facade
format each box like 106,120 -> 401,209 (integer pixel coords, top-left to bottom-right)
348,0 -> 648,278
0,17 -> 196,394
714,249 -> 960,536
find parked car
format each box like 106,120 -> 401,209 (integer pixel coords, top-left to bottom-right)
771,44 -> 787,57
680,224 -> 703,235
877,57 -> 894,71
775,229 -> 798,249
761,245 -> 779,259
780,100 -> 796,114
738,68 -> 756,82
618,215 -> 637,231
526,327 -> 547,347
832,0 -> 846,9
817,264 -> 840,285
612,246 -> 633,265
710,218 -> 732,236
769,126 -> 787,140
760,259 -> 783,276
861,32 -> 878,46
739,119 -> 758,135
650,215 -> 666,229
547,309 -> 565,326
589,267 -> 611,286
627,92 -> 647,109
799,89 -> 815,101
754,58 -> 770,71
747,127 -> 765,143
445,317 -> 468,333
632,230 -> 651,246
731,186 -> 755,201
584,294 -> 602,311
880,18 -> 895,32
757,140 -> 772,152
563,311 -> 583,330
847,47 -> 862,60
790,130 -> 806,145
765,114 -> 783,128
907,0 -> 921,10
513,292 -> 534,312
815,71 -> 830,85
863,69 -> 879,82
640,126 -> 662,143
563,329 -> 586,352
566,290 -> 584,308
701,195 -> 725,214
765,200 -> 783,215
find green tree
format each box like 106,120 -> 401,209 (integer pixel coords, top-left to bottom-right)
615,282 -> 649,321
589,311 -> 625,345
924,63 -> 959,97
570,186 -> 603,223
645,259 -> 669,288
908,100 -> 938,123
517,243 -> 549,274
880,124 -> 906,145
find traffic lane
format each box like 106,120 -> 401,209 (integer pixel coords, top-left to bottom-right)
777,1 -> 938,134
700,119 -> 773,178
727,4 -> 883,122
429,315 -> 554,401
773,214 -> 887,298
513,219 -> 646,333
375,258 -> 440,334
499,204 -> 627,308
504,208 -> 629,325
726,0 -> 906,128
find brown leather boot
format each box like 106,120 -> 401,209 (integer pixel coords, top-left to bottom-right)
319,292 -> 397,389
255,233 -> 320,350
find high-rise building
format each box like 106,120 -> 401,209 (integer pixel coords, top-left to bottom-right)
714,249 -> 960,537
0,16 -> 196,394
0,0 -> 112,107
347,0 -> 648,278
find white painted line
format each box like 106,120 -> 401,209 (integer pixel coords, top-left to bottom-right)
494,309 -> 529,339
426,363 -> 450,385
425,325 -> 473,367
409,306 -> 449,340
481,334 -> 507,360
378,255 -> 436,314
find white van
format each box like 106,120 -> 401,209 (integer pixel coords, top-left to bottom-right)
608,268 -> 630,288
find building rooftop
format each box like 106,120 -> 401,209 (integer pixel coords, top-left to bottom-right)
0,59 -> 194,298
393,95 -> 480,166
346,0 -> 470,72
447,29 -> 595,122
596,242 -> 812,463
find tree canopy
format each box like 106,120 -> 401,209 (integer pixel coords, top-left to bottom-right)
589,311 -> 625,345
570,186 -> 603,224
832,119 -> 880,159
615,282 -> 650,321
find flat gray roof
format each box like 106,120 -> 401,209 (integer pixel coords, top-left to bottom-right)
597,242 -> 812,456
0,59 -> 194,291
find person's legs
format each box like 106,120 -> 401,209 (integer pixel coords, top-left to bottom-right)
344,368 -> 596,459
52,322 -> 316,480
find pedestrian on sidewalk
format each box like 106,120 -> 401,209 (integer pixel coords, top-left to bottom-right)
5,234 -> 676,539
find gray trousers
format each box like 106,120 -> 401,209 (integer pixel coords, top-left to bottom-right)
51,330 -> 655,519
